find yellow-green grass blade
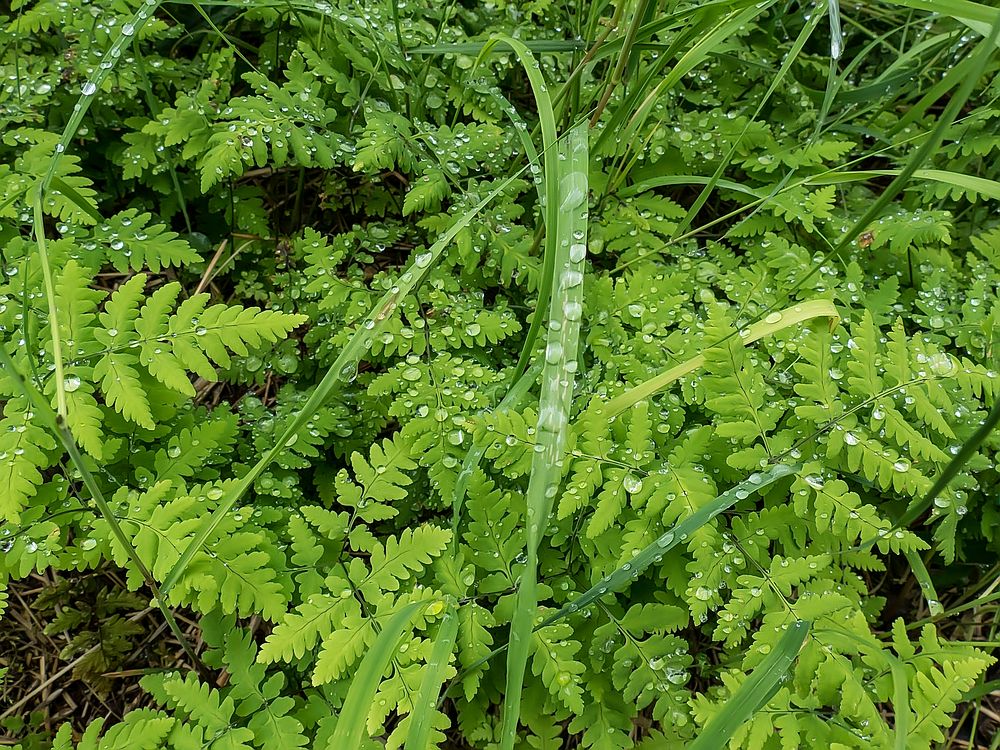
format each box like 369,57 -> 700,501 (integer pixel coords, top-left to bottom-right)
500,122 -> 588,750
600,299 -> 840,420
883,0 -> 1000,41
403,607 -> 459,750
330,601 -> 425,748
689,619 -> 810,750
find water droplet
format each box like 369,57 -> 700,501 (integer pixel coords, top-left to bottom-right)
623,474 -> 643,494
545,341 -> 563,364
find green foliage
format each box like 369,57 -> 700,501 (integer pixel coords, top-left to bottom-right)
3,1 -> 1000,749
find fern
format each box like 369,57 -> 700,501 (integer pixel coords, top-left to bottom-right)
4,2 -> 1000,748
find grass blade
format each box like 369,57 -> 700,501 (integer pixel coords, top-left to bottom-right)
600,299 -> 839,419
48,177 -> 102,224
500,122 -> 588,750
689,619 -> 810,750
540,463 -> 800,628
773,17 -> 1000,304
410,40 -> 587,54
403,607 -> 459,750
668,6 -> 824,240
854,395 -> 1000,552
162,167 -> 533,597
449,463 -> 802,684
32,3 -> 163,422
903,549 -> 945,616
594,3 -> 768,155
475,35 -> 562,383
882,0 -> 1000,28
897,397 -> 1000,530
808,169 -> 1000,201
330,601 -> 425,748
889,656 -> 912,749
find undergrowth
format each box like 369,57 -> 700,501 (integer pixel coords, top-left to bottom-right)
2,0 -> 1000,748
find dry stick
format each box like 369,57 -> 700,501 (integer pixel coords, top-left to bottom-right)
194,237 -> 229,295
590,0 -> 649,126
0,598 -> 165,721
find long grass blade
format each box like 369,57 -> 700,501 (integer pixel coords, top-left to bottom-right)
594,3 -> 768,155
688,619 -> 810,750
889,656 -> 912,750
882,0 -> 1000,28
330,601 -> 425,748
410,40 -> 587,54
162,166 -> 533,597
540,463 -> 800,628
669,7 -> 824,240
403,607 -> 459,750
896,396 -> 1000,530
500,122 -> 588,750
449,463 -> 802,685
808,169 -> 1000,201
600,299 -> 839,419
773,17 -> 1000,304
903,549 -> 945,615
